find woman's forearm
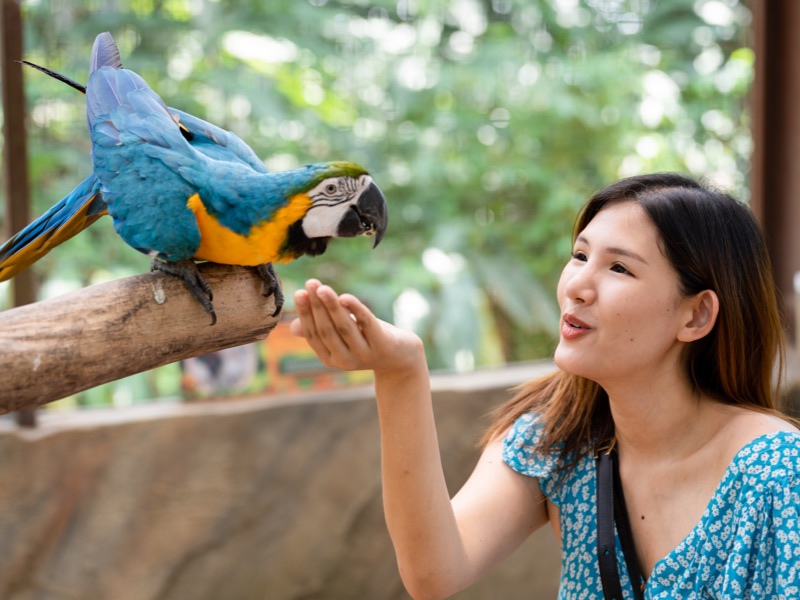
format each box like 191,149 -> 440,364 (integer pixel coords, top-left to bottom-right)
374,364 -> 469,599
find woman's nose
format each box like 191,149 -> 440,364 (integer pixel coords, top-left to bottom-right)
561,265 -> 596,305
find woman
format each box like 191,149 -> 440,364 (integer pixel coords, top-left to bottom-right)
290,173 -> 800,599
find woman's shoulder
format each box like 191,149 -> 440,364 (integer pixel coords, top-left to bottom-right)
717,407 -> 800,462
730,428 -> 800,471
501,412 -> 594,501
501,413 -> 558,478
669,409 -> 798,522
722,418 -> 800,494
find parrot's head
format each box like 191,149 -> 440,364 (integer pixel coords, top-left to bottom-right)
285,161 -> 388,258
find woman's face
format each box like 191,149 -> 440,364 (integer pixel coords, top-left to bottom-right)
554,201 -> 692,386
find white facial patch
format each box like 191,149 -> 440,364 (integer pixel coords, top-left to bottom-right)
301,174 -> 373,239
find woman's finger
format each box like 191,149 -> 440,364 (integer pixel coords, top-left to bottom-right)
305,282 -> 351,359
338,293 -> 380,343
317,286 -> 370,356
289,290 -> 309,338
293,287 -> 332,360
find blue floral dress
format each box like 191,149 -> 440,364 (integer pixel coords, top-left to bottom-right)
503,413 -> 800,599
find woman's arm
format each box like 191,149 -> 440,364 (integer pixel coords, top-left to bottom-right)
291,280 -> 549,599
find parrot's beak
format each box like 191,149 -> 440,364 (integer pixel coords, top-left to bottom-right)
338,181 -> 388,247
361,181 -> 388,248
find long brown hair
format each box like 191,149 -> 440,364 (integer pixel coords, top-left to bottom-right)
483,173 -> 786,461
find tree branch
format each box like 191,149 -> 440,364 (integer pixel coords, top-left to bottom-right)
0,263 -> 280,412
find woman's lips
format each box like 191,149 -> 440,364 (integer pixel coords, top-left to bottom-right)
561,313 -> 592,340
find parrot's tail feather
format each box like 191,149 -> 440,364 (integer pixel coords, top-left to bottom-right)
90,32 -> 123,72
20,61 -> 86,94
0,175 -> 106,282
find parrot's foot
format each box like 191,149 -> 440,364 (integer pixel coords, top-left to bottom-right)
255,263 -> 284,318
151,259 -> 217,325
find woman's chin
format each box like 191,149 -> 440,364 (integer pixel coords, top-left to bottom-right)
554,346 -> 593,380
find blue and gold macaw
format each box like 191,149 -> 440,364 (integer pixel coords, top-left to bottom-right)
0,33 -> 388,324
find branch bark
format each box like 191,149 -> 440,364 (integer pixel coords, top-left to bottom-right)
0,263 -> 280,412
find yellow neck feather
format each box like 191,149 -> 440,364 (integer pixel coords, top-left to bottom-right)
186,193 -> 312,265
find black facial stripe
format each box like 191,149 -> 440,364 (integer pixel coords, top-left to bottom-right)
308,197 -> 350,208
310,177 -> 365,206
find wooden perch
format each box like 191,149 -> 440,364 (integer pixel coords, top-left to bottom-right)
0,263 -> 280,412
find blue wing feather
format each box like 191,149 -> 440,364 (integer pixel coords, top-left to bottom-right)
86,32 -> 268,173
168,108 -> 268,174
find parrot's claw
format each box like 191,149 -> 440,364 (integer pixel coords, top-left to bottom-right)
151,259 -> 217,325
255,263 -> 284,318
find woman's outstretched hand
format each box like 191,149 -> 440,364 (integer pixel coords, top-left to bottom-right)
290,279 -> 425,377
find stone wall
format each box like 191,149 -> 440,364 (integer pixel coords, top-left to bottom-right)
0,363 -> 561,600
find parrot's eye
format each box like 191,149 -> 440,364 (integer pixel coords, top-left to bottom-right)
325,183 -> 337,194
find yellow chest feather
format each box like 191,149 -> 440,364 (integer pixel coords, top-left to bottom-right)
187,193 -> 312,265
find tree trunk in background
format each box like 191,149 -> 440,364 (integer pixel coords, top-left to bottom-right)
1,0 -> 37,426
750,0 -> 800,339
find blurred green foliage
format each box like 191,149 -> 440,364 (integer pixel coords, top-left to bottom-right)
0,0 -> 753,404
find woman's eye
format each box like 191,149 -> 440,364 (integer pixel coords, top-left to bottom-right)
611,263 -> 632,275
571,251 -> 587,262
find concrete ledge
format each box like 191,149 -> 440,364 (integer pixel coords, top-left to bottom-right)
0,362 -> 561,600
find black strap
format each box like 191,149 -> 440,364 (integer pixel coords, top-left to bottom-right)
596,449 -> 645,600
597,450 -> 624,600
612,453 -> 645,599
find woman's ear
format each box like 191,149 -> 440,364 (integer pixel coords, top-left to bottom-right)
678,289 -> 719,342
